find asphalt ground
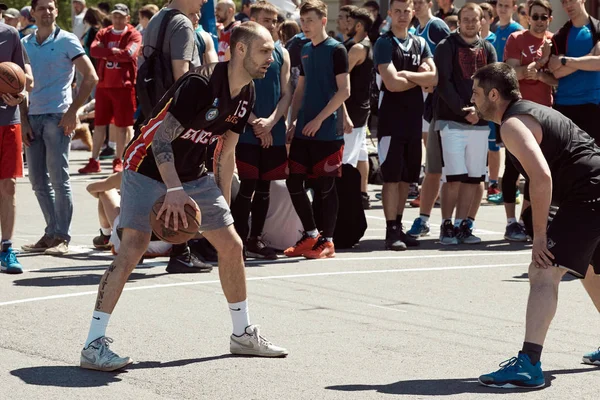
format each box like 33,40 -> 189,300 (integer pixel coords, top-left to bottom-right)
1,151 -> 599,400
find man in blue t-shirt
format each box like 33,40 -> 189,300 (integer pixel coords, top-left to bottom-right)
285,0 -> 350,260
548,0 -> 600,143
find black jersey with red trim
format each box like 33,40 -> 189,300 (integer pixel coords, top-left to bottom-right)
124,62 -> 255,183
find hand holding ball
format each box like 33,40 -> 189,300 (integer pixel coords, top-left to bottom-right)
150,191 -> 202,244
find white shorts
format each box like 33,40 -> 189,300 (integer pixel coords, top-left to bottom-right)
440,122 -> 489,183
342,125 -> 368,167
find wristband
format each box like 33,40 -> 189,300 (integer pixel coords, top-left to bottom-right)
166,186 -> 184,193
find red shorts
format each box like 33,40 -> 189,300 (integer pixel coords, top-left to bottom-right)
95,87 -> 136,128
0,124 -> 23,179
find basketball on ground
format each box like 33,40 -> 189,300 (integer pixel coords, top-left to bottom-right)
150,195 -> 201,244
0,62 -> 26,95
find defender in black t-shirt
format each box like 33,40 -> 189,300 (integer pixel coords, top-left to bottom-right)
81,22 -> 288,374
472,63 -> 600,389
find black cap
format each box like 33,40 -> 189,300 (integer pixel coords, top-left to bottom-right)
111,3 -> 130,16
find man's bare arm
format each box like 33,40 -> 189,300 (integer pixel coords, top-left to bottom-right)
213,131 -> 239,205
153,112 -> 185,188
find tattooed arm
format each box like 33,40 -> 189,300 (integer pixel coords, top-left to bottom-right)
213,130 -> 239,205
153,112 -> 198,230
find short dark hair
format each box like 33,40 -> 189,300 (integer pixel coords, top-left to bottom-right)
349,7 -> 374,32
139,4 -> 159,20
300,0 -> 328,18
473,63 -> 521,101
363,0 -> 379,11
390,0 -> 414,8
479,2 -> 494,19
528,0 -> 552,16
340,5 -> 357,13
83,7 -> 107,27
458,2 -> 483,21
250,0 -> 279,18
230,21 -> 267,58
31,0 -> 53,11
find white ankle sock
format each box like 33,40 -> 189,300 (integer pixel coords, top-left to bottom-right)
229,300 -> 250,336
454,218 -> 463,227
419,215 -> 430,223
108,141 -> 116,149
307,229 -> 319,238
100,227 -> 111,236
507,218 -> 517,226
85,311 -> 110,347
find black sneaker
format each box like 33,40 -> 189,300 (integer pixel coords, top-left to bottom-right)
166,251 -> 213,274
189,238 -> 218,262
361,193 -> 371,210
397,229 -> 419,247
385,227 -> 407,251
93,230 -> 112,250
99,146 -> 116,160
439,220 -> 458,245
246,237 -> 277,260
456,220 -> 482,244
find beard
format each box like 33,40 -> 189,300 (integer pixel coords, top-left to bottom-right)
347,27 -> 357,38
243,51 -> 268,79
475,101 -> 494,121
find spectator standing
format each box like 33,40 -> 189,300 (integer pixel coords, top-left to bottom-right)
138,4 -> 159,34
435,0 -> 458,20
500,0 -> 555,241
337,5 -> 356,43
190,11 -> 218,65
82,7 -> 106,67
72,0 -> 87,40
434,2 -> 497,245
0,17 -> 27,274
20,0 -> 98,256
19,6 -> 37,38
79,3 -> 141,175
547,0 -> 600,142
216,0 -> 241,61
2,8 -> 19,28
364,0 -> 384,44
479,2 -> 497,44
517,1 -> 530,28
235,0 -> 255,22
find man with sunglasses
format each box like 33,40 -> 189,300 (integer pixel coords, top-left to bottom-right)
547,0 -> 600,143
498,0 -> 556,242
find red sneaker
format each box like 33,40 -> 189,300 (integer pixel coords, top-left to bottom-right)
410,195 -> 421,208
284,233 -> 319,257
112,158 -> 123,173
78,158 -> 101,174
303,237 -> 335,259
487,184 -> 500,197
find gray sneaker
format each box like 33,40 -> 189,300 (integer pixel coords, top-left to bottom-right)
457,220 -> 482,244
44,240 -> 69,256
230,325 -> 288,358
80,337 -> 133,371
439,221 -> 459,245
504,222 -> 528,242
21,234 -> 54,252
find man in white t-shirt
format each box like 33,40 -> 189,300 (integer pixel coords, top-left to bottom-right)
72,0 -> 87,40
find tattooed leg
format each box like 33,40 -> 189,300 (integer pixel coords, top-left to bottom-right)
94,228 -> 151,313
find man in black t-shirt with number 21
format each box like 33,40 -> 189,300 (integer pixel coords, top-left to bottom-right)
80,22 -> 288,373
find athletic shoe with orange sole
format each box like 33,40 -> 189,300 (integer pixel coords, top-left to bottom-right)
303,236 -> 335,259
284,232 -> 319,257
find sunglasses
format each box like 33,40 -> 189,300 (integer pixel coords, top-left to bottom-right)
519,10 -> 527,15
531,14 -> 549,21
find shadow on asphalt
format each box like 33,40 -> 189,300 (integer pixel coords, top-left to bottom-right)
343,239 -> 531,253
12,272 -> 167,287
325,367 -> 600,395
502,272 -> 579,283
10,354 -> 235,388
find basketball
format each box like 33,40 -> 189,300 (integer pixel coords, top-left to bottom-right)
0,62 -> 26,95
150,195 -> 202,244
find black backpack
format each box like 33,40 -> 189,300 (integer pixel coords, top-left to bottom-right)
136,9 -> 183,120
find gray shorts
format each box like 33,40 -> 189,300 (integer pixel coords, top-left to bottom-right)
425,120 -> 442,174
119,170 -> 233,234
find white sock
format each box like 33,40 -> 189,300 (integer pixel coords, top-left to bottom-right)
325,237 -> 333,242
100,227 -> 112,236
454,218 -> 463,227
229,300 -> 250,336
108,141 -> 117,149
419,215 -> 430,223
507,217 -> 517,226
85,311 -> 110,347
306,229 -> 319,238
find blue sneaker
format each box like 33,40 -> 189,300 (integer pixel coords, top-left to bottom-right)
479,353 -> 545,389
407,217 -> 430,238
583,347 -> 600,365
0,248 -> 23,274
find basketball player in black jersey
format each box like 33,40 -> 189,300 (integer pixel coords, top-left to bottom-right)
344,7 -> 374,206
472,63 -> 600,389
80,22 -> 288,372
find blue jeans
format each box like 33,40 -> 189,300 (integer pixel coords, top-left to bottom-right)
26,113 -> 73,241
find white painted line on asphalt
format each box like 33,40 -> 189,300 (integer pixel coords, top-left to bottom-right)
368,304 -> 408,313
0,262 -> 528,307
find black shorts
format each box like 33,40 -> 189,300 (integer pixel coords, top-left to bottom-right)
553,103 -> 600,144
522,202 -> 600,278
235,143 -> 288,180
377,134 -> 422,183
288,138 -> 343,178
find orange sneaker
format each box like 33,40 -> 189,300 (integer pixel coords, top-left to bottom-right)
303,237 -> 335,259
284,232 -> 319,257
410,195 -> 421,208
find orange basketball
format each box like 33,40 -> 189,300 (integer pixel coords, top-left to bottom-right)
149,195 -> 202,244
0,62 -> 26,95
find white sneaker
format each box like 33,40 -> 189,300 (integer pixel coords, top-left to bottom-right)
80,337 -> 133,371
230,325 -> 288,357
